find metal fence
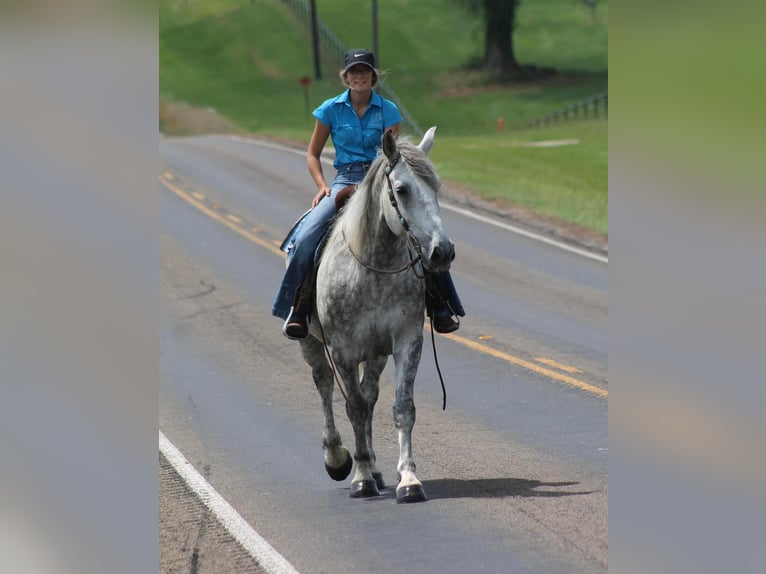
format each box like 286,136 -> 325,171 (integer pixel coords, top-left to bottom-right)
281,0 -> 423,136
527,90 -> 608,128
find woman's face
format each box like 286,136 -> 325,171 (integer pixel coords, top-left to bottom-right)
345,64 -> 374,91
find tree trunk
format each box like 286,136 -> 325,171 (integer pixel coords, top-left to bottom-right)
483,0 -> 519,73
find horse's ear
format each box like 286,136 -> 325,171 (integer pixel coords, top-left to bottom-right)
382,129 -> 397,161
418,126 -> 437,155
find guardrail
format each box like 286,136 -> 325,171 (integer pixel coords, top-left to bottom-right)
527,90 -> 607,128
281,0 -> 424,136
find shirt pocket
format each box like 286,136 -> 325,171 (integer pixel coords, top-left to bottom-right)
333,122 -> 357,153
362,114 -> 384,152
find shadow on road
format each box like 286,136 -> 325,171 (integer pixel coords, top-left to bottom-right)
422,477 -> 594,500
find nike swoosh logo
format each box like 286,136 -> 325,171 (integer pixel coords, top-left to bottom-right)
354,53 -> 365,57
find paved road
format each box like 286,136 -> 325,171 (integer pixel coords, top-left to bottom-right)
159,135 -> 608,574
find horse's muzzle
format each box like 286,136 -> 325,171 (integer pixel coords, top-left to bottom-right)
427,240 -> 455,272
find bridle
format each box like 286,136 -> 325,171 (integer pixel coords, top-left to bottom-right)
343,150 -> 428,277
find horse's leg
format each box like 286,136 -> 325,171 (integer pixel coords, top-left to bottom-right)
360,357 -> 388,490
334,358 -> 379,498
392,338 -> 428,503
300,338 -> 352,481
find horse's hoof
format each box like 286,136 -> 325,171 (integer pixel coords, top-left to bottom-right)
325,452 -> 353,482
349,479 -> 380,498
396,484 -> 427,503
372,471 -> 385,490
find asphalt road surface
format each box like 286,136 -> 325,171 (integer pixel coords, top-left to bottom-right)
159,134 -> 608,574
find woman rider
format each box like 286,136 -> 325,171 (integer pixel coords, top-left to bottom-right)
272,49 -> 464,339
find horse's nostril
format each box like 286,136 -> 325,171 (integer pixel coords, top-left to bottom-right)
429,242 -> 454,268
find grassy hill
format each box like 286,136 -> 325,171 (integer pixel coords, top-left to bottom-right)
160,0 -> 608,234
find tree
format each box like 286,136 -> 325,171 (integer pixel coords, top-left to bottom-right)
482,0 -> 520,73
457,0 -> 553,78
456,0 -> 520,74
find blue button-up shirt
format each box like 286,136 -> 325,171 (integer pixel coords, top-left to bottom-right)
313,89 -> 403,169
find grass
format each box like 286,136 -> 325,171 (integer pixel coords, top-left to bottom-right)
160,0 -> 608,234
433,119 -> 608,232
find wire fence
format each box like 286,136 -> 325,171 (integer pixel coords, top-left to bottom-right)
281,0 -> 424,136
527,90 -> 607,128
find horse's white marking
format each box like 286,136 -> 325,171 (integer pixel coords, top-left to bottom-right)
220,135 -> 607,263
324,441 -> 349,469
397,469 -> 422,490
159,431 -> 301,574
351,467 -> 368,484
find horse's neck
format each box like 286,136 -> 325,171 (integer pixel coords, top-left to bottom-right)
362,212 -> 409,267
338,181 -> 409,268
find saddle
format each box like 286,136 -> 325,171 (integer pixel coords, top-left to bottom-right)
333,184 -> 357,210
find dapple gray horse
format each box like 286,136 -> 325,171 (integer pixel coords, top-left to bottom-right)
298,127 -> 454,503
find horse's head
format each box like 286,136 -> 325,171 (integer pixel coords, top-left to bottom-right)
380,126 -> 455,273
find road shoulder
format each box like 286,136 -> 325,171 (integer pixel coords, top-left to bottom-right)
160,453 -> 268,574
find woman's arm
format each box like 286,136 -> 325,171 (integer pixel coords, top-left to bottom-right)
307,120 -> 332,207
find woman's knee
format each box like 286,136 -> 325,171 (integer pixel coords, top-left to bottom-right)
299,202 -> 335,236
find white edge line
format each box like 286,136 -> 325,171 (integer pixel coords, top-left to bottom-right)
440,203 -> 608,264
159,431 -> 301,574
222,135 -> 608,264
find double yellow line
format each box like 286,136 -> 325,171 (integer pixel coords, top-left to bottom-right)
161,172 -> 283,257
440,334 -> 606,397
160,172 -> 607,399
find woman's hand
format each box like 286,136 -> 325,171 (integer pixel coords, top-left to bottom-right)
312,185 -> 331,208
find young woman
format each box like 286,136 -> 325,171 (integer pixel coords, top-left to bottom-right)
273,49 -> 464,339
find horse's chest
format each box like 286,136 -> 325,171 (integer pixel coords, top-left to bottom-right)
326,273 -> 420,309
318,271 -> 423,341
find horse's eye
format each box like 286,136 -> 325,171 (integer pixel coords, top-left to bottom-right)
396,184 -> 409,196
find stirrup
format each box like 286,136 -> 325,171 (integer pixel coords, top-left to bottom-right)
433,315 -> 459,334
283,309 -> 308,340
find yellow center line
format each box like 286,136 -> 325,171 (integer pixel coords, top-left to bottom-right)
160,175 -> 284,258
161,172 -> 606,399
440,333 -> 607,398
533,357 -> 583,374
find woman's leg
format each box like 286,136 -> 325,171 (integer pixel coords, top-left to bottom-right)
273,194 -> 338,326
274,166 -> 367,337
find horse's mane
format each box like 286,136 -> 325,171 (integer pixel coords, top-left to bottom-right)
331,136 -> 441,258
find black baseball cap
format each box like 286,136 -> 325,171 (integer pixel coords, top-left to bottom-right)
343,49 -> 376,72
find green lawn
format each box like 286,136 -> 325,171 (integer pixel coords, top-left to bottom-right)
160,0 -> 608,233
433,119 -> 608,232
